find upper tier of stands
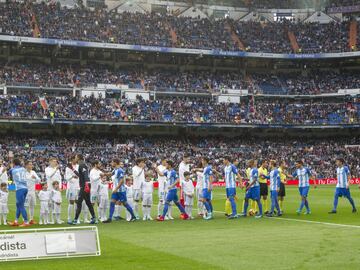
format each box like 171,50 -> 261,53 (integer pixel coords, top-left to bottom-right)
0,2 -> 358,54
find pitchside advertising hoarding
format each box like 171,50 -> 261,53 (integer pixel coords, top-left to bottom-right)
0,226 -> 100,261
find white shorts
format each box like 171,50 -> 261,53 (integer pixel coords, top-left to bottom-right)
66,188 -> 79,201
99,195 -> 109,209
142,193 -> 153,206
40,201 -> 49,214
133,189 -> 141,201
0,203 -> 8,214
53,203 -> 61,214
185,194 -> 194,206
158,190 -> 165,202
90,190 -> 99,204
25,192 -> 36,207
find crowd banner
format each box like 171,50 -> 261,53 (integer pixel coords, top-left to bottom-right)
0,226 -> 100,262
1,35 -> 360,59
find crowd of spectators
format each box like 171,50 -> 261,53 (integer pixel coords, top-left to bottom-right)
0,2 -> 32,37
0,63 -> 247,92
0,135 -> 359,179
0,2 -> 355,54
0,94 -> 358,124
1,62 -> 360,95
288,22 -> 349,54
234,21 -> 292,53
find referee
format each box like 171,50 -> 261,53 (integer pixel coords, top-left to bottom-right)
72,154 -> 97,225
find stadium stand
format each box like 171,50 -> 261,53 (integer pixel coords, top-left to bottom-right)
0,2 -> 357,54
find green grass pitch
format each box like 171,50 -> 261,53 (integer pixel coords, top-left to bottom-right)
1,185 -> 359,270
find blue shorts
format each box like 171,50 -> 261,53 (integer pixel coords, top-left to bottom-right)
245,186 -> 260,200
298,186 -> 310,197
335,188 -> 351,197
226,188 -> 236,198
111,191 -> 127,202
202,188 -> 212,200
166,189 -> 179,202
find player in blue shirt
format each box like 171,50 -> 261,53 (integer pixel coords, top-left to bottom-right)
240,159 -> 263,218
329,158 -> 356,214
264,160 -> 282,217
193,157 -> 215,220
103,159 -> 136,223
289,160 -> 314,215
155,160 -> 189,221
223,156 -> 242,219
8,158 -> 30,227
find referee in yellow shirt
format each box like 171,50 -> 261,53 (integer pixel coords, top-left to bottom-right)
258,160 -> 269,214
278,160 -> 287,213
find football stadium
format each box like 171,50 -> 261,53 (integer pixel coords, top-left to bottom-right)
0,0 -> 360,269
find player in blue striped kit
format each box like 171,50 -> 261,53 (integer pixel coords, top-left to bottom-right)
193,157 -> 214,220
223,156 -> 242,219
240,159 -> 263,218
290,160 -> 315,215
264,160 -> 282,217
329,158 -> 356,214
155,160 -> 189,221
103,159 -> 136,223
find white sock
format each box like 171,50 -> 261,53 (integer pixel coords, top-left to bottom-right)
134,202 -> 139,216
29,204 -> 35,221
3,214 -> 7,224
157,202 -> 161,216
44,213 -> 49,224
56,213 -> 60,222
198,201 -> 204,214
82,202 -> 89,221
142,206 -> 146,218
103,205 -> 108,220
187,206 -> 193,217
68,204 -> 73,221
168,204 -> 173,217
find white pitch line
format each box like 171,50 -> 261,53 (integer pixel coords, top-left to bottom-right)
272,216 -> 360,229
210,210 -> 360,229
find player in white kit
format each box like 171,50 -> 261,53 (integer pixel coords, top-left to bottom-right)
156,159 -> 167,217
24,161 -> 41,224
125,177 -> 134,221
182,171 -> 195,219
141,174 -> 154,220
0,183 -> 9,225
0,160 -> 8,184
51,180 -> 64,224
195,169 -> 205,217
89,160 -> 104,218
132,158 -> 146,219
45,157 -> 61,224
65,156 -> 80,224
179,154 -> 191,208
98,175 -> 110,222
38,182 -> 51,225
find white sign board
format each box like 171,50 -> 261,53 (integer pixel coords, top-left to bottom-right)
0,226 -> 100,261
